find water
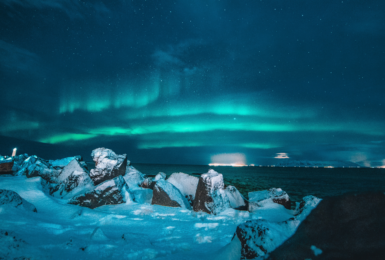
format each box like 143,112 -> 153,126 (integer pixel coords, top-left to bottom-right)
131,164 -> 385,202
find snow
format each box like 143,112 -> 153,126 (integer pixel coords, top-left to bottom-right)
57,159 -> 87,182
123,166 -> 145,189
205,188 -> 230,215
0,189 -> 37,213
0,164 -> 321,259
248,188 -> 290,212
154,172 -> 166,181
49,156 -> 80,168
225,186 -> 246,209
132,188 -> 153,204
167,172 -> 199,199
201,169 -> 224,193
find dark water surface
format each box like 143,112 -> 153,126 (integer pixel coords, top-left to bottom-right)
131,164 -> 385,202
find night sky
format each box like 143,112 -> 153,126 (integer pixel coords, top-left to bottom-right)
0,0 -> 384,166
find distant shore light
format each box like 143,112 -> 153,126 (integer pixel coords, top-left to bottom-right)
12,148 -> 17,157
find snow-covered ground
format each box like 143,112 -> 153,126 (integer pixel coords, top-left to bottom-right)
0,175 -> 306,259
0,175 -> 238,259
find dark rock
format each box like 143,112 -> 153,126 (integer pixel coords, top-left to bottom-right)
193,169 -> 229,214
268,192 -> 385,260
42,159 -> 94,199
236,220 -> 269,259
89,148 -> 128,185
69,176 -> 130,209
26,158 -> 61,182
0,189 -> 37,213
152,179 -> 190,208
225,195 -> 321,259
141,177 -> 156,189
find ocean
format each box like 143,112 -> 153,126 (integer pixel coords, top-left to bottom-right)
130,164 -> 385,202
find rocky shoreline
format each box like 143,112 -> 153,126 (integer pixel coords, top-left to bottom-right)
1,148 -> 384,259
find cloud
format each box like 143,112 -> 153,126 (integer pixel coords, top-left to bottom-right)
0,40 -> 42,75
275,153 -> 289,159
1,0 -> 110,19
211,153 -> 246,165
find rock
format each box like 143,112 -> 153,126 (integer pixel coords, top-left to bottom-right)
141,177 -> 156,189
24,157 -> 61,182
0,158 -> 14,173
225,185 -> 246,209
223,195 -> 320,260
69,176 -> 132,209
152,179 -> 191,209
154,172 -> 166,181
248,188 -> 290,212
167,172 -> 199,207
11,153 -> 28,172
268,192 -> 385,260
0,189 -> 37,212
89,148 -> 128,185
132,188 -> 153,204
123,166 -> 145,188
43,159 -> 94,199
193,169 -> 230,214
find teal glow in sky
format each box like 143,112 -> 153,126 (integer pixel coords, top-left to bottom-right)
0,0 -> 384,166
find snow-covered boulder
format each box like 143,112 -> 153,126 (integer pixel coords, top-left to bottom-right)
69,176 -> 132,209
167,172 -> 199,207
248,188 -> 291,212
14,156 -> 37,176
269,193 -> 385,259
123,166 -> 145,189
154,172 -> 166,181
152,179 -> 191,209
132,188 -> 153,204
0,189 -> 37,213
43,159 -> 94,199
48,156 -> 82,168
225,186 -> 246,209
89,148 -> 128,185
24,157 -> 61,182
11,154 -> 28,172
226,195 -> 320,259
193,169 -> 230,214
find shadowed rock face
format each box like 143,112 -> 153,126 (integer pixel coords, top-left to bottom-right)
193,177 -> 213,214
268,192 -> 385,260
90,155 -> 127,185
69,176 -> 129,209
151,185 -> 181,208
193,170 -> 228,214
151,179 -> 190,208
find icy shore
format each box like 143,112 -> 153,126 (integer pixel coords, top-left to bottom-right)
0,148 -> 320,259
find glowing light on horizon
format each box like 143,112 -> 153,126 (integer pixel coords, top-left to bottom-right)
208,163 -> 248,167
210,153 -> 246,166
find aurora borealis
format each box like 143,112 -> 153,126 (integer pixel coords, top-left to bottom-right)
0,0 -> 384,166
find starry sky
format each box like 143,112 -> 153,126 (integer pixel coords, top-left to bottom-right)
0,0 -> 384,166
